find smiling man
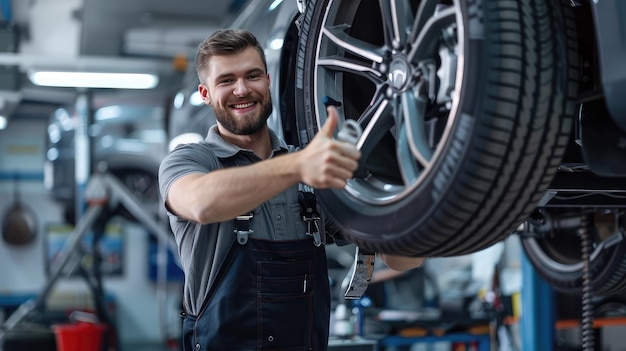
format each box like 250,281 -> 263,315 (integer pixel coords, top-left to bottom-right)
158,28 -> 424,351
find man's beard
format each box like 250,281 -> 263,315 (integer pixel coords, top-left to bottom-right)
213,97 -> 273,135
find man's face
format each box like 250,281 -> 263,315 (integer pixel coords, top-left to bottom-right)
199,46 -> 272,135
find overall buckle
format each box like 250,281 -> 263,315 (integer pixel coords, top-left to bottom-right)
234,213 -> 253,245
298,192 -> 323,247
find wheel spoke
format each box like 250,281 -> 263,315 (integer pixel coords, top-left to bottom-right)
317,55 -> 384,84
397,123 -> 421,185
322,25 -> 386,64
378,0 -> 414,48
354,85 -> 390,128
408,0 -> 439,44
357,96 -> 411,186
408,7 -> 456,63
358,97 -> 394,160
392,95 -> 423,184
401,90 -> 432,165
318,25 -> 387,87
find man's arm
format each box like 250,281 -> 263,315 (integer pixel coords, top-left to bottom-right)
166,107 -> 361,224
378,254 -> 426,271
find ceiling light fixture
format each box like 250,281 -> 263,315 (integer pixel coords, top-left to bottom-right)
27,70 -> 159,89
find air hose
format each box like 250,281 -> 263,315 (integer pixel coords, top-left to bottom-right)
579,212 -> 595,351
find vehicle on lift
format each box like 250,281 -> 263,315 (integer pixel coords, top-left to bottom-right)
170,0 -> 626,298
45,103 -> 166,224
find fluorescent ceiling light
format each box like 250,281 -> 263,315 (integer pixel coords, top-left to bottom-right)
28,70 -> 159,89
0,115 -> 7,129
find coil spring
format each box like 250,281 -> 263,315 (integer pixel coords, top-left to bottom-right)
580,212 -> 594,351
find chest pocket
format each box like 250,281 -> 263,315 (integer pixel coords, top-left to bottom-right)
290,203 -> 310,240
262,190 -> 310,241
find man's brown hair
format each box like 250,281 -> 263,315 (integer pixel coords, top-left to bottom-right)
195,28 -> 267,83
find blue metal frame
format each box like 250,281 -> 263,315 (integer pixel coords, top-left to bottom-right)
521,250 -> 555,350
0,172 -> 44,181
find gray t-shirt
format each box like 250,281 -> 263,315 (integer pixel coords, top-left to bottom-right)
158,125 -> 309,315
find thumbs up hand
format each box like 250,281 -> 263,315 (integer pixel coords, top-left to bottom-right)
298,106 -> 362,189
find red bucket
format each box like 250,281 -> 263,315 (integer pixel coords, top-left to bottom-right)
52,322 -> 107,351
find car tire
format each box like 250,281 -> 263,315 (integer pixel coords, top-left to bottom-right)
295,0 -> 578,256
520,212 -> 626,297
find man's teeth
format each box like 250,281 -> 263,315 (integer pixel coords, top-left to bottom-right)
233,102 -> 254,109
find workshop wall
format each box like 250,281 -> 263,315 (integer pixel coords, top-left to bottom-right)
0,119 -> 61,291
0,118 -> 182,345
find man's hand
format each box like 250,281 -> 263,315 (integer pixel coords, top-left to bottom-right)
378,254 -> 426,271
299,106 -> 362,189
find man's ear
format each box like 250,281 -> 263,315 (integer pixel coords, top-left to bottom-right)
198,84 -> 211,105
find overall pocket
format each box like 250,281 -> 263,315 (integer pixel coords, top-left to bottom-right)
257,260 -> 314,349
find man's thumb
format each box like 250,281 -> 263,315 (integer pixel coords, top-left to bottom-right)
321,106 -> 339,137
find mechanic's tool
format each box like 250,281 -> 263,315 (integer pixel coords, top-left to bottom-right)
325,96 -> 368,180
344,247 -> 376,300
337,119 -> 362,145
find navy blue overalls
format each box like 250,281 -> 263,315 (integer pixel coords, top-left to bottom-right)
182,235 -> 330,351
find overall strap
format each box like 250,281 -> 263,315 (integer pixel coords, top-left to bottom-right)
220,153 -> 322,247
298,188 -> 323,247
217,155 -> 254,246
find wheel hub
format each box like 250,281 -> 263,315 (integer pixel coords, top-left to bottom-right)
387,55 -> 412,92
